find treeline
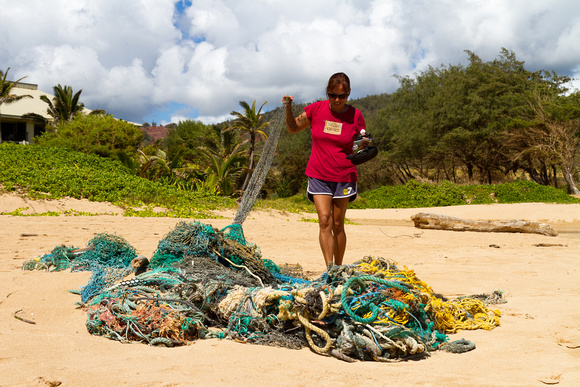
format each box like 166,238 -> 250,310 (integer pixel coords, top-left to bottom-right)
366,49 -> 580,194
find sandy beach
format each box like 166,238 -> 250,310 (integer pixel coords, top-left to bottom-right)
1,194 -> 579,386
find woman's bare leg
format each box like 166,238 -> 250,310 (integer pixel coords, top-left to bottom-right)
313,195 -> 351,267
313,194 -> 334,267
331,197 -> 350,265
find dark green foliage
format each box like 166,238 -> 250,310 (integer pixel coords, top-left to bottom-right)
490,180 -> 578,203
349,94 -> 391,121
501,90 -> 580,193
163,119 -> 251,196
368,49 -> 577,188
356,153 -> 396,191
351,179 -> 580,209
34,114 -> 144,158
164,119 -> 215,162
271,124 -> 311,198
198,125 -> 248,196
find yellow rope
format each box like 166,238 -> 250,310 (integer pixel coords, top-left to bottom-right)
296,311 -> 332,354
426,296 -> 501,333
355,257 -> 501,333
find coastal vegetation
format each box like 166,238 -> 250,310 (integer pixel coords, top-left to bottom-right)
1,49 -> 580,214
1,143 -> 578,217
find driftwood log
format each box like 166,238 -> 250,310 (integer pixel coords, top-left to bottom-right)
410,212 -> 558,237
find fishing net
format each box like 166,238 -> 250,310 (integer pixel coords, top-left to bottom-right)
233,109 -> 284,225
24,223 -> 503,362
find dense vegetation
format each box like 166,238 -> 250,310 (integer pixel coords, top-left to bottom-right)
35,113 -> 144,158
369,49 -> 580,194
0,143 -> 234,217
270,49 -> 580,196
1,144 -> 577,217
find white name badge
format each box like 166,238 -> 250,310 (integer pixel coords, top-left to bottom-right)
324,120 -> 342,135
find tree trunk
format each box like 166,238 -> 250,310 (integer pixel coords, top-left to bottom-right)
241,147 -> 255,193
562,165 -> 580,194
465,162 -> 474,182
411,212 -> 558,236
540,162 -> 549,185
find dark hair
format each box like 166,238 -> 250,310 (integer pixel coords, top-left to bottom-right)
326,72 -> 351,94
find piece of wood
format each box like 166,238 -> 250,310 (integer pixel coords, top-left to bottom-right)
410,212 -> 558,236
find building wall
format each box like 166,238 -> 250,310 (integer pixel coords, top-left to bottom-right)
1,82 -> 48,143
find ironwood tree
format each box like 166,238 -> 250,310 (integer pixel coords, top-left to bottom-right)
370,49 -> 577,187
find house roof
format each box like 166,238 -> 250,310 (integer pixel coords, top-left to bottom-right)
143,126 -> 170,141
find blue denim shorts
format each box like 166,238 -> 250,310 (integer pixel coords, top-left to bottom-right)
306,177 -> 357,203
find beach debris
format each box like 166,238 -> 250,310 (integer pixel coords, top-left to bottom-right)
411,212 -> 558,236
131,255 -> 150,275
13,309 -> 36,324
538,374 -> 562,385
440,338 -> 476,353
23,221 -> 503,362
533,243 -> 566,247
556,336 -> 580,349
460,290 -> 507,305
32,377 -> 62,386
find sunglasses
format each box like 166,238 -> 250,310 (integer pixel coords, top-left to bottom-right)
328,92 -> 349,100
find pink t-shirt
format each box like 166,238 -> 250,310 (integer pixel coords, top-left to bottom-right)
304,100 -> 366,183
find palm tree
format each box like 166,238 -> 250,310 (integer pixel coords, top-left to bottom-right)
137,147 -> 186,181
41,84 -> 85,127
0,67 -> 32,143
198,125 -> 248,196
229,100 -> 269,192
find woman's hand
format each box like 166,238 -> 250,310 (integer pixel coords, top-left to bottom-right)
360,136 -> 371,148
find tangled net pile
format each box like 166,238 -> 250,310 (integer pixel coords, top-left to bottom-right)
23,221 -> 503,362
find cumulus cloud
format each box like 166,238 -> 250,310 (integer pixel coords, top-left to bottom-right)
1,0 -> 579,124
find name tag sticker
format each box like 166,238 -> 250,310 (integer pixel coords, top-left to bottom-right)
324,120 -> 342,135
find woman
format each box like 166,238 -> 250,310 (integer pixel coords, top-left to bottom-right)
283,72 -> 368,269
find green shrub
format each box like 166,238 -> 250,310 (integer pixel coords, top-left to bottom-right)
0,143 -> 235,216
352,179 -> 580,209
34,114 -> 143,158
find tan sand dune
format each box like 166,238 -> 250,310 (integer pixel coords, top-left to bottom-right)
1,194 -> 579,386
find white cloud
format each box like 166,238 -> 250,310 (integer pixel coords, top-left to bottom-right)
15,44 -> 106,88
1,0 -> 579,124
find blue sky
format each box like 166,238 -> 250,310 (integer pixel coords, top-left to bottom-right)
1,0 -> 579,125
